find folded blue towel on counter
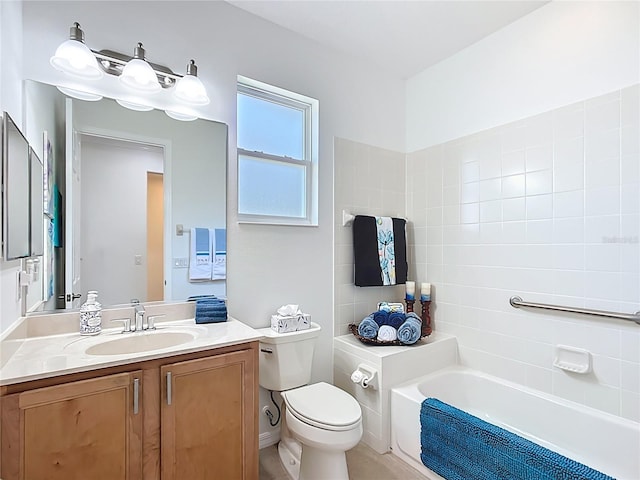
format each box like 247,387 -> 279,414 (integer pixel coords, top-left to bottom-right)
397,312 -> 421,345
373,310 -> 389,327
387,311 -> 406,329
196,302 -> 227,310
357,314 -> 379,339
195,314 -> 227,324
188,294 -> 220,302
195,298 -> 227,324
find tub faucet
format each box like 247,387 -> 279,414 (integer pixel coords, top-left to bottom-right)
131,299 -> 146,331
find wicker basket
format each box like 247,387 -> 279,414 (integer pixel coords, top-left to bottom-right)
349,323 -> 401,346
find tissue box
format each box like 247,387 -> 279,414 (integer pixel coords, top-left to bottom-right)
270,313 -> 311,333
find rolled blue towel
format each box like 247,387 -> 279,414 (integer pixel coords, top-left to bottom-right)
357,314 -> 379,339
377,325 -> 397,342
397,312 -> 422,345
373,310 -> 389,327
387,312 -> 406,330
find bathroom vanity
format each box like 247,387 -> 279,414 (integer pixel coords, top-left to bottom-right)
0,309 -> 261,480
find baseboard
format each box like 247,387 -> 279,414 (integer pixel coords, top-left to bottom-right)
259,430 -> 280,449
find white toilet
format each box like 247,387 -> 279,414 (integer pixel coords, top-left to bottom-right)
258,323 -> 363,480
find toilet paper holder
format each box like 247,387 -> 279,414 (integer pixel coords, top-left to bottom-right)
350,364 -> 378,390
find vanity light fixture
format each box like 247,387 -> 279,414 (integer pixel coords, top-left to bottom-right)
173,60 -> 210,106
165,110 -> 198,122
51,22 -> 210,117
50,22 -> 103,80
119,43 -> 162,93
56,86 -> 103,102
115,99 -> 154,112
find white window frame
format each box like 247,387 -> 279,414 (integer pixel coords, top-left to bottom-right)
237,75 -> 318,226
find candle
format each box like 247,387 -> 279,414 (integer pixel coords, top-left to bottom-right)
420,282 -> 431,302
405,281 -> 415,301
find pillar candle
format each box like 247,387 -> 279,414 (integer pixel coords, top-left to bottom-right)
405,281 -> 415,301
420,282 -> 431,302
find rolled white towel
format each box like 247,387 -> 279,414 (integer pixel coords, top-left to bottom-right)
377,325 -> 397,342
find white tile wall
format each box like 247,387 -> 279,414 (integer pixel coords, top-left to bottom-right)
406,84 -> 640,421
334,138 -> 407,336
333,333 -> 458,453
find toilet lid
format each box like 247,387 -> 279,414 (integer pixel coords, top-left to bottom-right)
284,382 -> 361,431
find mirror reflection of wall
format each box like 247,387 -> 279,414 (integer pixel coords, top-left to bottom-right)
80,136 -> 164,307
24,80 -> 228,313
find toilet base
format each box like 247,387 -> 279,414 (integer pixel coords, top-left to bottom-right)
278,436 -> 302,480
299,445 -> 350,480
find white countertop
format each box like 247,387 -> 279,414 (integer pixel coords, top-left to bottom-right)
0,318 -> 263,386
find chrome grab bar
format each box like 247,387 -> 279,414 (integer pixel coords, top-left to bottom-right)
509,296 -> 640,325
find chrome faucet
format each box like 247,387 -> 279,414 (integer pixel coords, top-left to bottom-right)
131,299 -> 146,331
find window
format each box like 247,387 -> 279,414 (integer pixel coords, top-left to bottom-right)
237,76 -> 318,225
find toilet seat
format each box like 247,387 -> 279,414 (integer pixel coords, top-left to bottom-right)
283,382 -> 362,432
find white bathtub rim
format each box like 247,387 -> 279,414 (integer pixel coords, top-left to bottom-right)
392,364 -> 638,430
390,365 -> 639,480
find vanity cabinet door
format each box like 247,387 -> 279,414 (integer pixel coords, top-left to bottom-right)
2,370 -> 143,480
160,348 -> 258,480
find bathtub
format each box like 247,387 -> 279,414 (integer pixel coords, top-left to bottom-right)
390,366 -> 639,480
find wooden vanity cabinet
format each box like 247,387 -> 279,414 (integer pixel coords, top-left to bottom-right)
0,342 -> 258,480
161,349 -> 256,480
1,371 -> 143,480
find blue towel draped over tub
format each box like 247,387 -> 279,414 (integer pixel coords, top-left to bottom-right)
420,398 -> 614,480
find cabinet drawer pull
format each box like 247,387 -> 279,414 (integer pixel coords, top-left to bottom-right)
166,372 -> 172,405
133,378 -> 140,414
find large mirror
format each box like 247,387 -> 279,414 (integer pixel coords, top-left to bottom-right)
2,113 -> 31,260
24,80 -> 227,312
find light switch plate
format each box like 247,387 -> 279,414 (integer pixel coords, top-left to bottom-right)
173,257 -> 188,268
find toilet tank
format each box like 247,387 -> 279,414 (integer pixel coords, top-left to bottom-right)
257,322 -> 321,391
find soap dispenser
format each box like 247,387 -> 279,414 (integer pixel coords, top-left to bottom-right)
80,290 -> 102,335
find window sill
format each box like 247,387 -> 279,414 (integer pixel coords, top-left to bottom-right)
237,216 -> 318,227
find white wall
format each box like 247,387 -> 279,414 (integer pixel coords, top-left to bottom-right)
407,1 -> 640,151
80,138 -> 163,306
405,1 -> 640,421
0,0 -> 24,332
18,1 -> 406,387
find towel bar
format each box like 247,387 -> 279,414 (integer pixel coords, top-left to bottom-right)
509,296 -> 640,325
341,210 -> 408,227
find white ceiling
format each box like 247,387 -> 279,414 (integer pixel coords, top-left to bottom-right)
227,0 -> 548,79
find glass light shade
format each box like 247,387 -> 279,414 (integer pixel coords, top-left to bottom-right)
119,59 -> 161,93
174,74 -> 209,106
116,99 -> 154,112
165,110 -> 198,122
50,39 -> 103,80
56,86 -> 103,101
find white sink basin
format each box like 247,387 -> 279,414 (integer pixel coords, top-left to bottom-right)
85,331 -> 196,356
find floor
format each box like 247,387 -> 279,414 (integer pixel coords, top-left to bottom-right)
259,442 -> 428,480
